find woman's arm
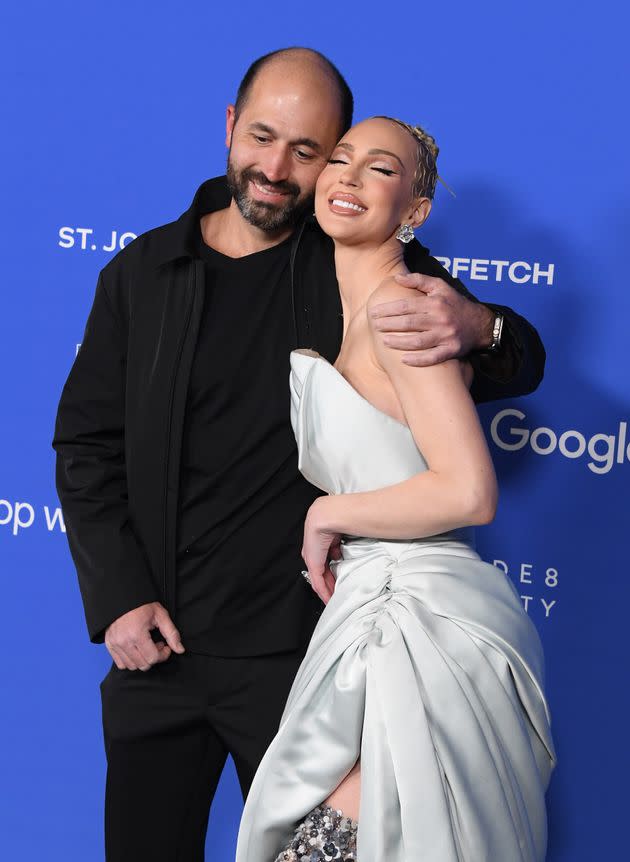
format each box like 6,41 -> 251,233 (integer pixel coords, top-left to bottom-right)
311,278 -> 499,543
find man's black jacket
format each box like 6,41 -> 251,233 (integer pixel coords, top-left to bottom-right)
52,176 -> 546,644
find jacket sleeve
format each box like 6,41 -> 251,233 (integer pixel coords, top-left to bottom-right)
52,271 -> 160,643
404,242 -> 546,403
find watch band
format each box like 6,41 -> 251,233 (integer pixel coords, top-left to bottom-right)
487,311 -> 504,352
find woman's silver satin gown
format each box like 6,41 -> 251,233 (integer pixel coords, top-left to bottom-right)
235,349 -> 557,862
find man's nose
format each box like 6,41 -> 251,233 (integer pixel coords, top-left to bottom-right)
260,145 -> 292,183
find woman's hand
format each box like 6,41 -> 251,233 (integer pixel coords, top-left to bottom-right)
301,496 -> 343,605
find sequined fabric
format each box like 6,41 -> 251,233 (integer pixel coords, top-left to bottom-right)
272,803 -> 358,862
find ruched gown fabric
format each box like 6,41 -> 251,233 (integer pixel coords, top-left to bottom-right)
235,349 -> 556,862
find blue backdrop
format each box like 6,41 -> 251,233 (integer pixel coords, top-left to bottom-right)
1,1 -> 628,859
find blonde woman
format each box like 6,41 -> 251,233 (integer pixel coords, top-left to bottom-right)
236,116 -> 556,862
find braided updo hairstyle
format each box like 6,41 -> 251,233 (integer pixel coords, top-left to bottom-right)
371,116 -> 440,200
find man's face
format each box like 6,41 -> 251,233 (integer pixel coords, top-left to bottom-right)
225,62 -> 344,232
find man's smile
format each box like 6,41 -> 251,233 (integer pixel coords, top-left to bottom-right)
250,179 -> 292,203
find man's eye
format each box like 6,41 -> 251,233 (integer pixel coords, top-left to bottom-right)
296,150 -> 314,160
254,135 -> 270,143
373,167 -> 396,176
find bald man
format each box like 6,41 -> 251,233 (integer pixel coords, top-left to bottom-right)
52,48 -> 545,860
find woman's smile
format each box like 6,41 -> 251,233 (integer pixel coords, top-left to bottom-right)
328,192 -> 368,215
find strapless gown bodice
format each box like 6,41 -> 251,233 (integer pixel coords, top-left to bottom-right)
289,347 -> 474,546
290,347 -> 428,493
235,349 -> 556,862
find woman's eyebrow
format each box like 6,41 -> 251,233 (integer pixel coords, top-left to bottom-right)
368,148 -> 405,170
334,142 -> 404,170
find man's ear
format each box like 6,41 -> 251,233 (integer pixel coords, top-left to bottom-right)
407,197 -> 432,230
225,105 -> 236,148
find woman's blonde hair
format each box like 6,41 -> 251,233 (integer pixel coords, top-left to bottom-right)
371,116 -> 440,200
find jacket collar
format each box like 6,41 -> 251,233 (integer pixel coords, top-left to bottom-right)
154,176 -> 232,266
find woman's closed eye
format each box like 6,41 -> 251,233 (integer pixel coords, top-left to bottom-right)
328,157 -> 396,177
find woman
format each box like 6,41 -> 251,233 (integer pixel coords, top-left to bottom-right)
235,117 -> 556,862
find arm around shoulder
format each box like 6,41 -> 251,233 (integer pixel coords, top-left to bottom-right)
405,244 -> 547,402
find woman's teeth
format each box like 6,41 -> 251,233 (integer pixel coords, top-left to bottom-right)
331,199 -> 366,212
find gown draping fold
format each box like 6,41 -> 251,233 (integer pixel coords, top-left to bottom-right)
235,350 -> 556,862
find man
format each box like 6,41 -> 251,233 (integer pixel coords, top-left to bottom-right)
52,47 -> 545,861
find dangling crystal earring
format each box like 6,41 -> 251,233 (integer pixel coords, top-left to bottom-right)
396,223 -> 415,244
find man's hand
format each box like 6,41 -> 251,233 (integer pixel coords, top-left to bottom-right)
104,602 -> 185,671
369,273 -> 495,366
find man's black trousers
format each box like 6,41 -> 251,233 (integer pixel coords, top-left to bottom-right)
100,646 -> 308,861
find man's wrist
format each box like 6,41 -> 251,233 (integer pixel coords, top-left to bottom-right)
474,304 -> 498,352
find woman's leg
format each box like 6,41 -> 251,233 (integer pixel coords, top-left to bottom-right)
273,761 -> 361,861
323,759 -> 361,821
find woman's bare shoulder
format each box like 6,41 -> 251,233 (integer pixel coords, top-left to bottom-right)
366,274 -> 461,382
366,275 -> 411,312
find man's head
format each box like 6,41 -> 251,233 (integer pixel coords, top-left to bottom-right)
225,47 -> 353,233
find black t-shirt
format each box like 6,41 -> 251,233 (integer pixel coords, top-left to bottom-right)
175,229 -> 324,655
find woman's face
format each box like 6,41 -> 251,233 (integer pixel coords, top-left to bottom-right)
314,118 -> 430,246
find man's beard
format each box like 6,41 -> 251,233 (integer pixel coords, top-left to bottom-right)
226,158 -> 314,232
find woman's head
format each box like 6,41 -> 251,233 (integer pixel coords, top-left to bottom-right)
314,116 -> 438,247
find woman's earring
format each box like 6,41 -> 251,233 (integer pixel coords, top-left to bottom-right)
396,223 -> 415,244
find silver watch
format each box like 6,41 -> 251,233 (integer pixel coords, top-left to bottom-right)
486,311 -> 504,352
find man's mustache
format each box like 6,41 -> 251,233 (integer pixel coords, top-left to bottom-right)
243,169 -> 300,199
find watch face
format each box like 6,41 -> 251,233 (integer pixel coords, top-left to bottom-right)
492,314 -> 504,348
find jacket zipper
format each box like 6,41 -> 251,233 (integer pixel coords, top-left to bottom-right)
289,221 -> 306,347
161,261 -> 196,614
